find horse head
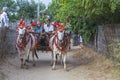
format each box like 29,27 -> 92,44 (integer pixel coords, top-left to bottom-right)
57,30 -> 65,44
17,27 -> 27,44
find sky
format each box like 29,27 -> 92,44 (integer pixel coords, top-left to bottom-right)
39,0 -> 52,6
14,0 -> 52,7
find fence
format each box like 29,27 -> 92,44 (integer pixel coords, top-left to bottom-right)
0,22 -> 17,58
88,24 -> 120,57
1,22 -> 119,58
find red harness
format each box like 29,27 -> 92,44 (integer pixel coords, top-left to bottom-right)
16,33 -> 31,50
52,34 -> 68,52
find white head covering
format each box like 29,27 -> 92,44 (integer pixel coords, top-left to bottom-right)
2,7 -> 8,12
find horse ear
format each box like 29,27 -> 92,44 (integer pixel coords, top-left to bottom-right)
18,28 -> 20,31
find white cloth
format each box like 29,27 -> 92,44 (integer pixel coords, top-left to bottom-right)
0,14 -> 2,27
44,24 -> 54,33
78,34 -> 83,48
79,35 -> 83,43
0,12 -> 9,27
78,34 -> 83,43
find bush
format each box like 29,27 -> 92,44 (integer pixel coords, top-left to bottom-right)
109,39 -> 120,63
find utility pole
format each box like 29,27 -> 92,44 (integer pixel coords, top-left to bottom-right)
37,0 -> 40,18
37,0 -> 40,24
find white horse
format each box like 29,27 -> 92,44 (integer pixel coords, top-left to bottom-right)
49,30 -> 69,70
16,27 -> 38,69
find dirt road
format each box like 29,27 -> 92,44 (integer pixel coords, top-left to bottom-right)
0,46 -> 119,80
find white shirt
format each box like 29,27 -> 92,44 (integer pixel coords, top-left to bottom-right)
0,12 -> 9,27
44,24 -> 54,33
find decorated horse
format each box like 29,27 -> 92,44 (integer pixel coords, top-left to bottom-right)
49,29 -> 69,70
16,27 -> 38,69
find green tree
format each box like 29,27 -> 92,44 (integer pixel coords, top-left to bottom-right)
0,0 -> 46,22
48,0 -> 120,42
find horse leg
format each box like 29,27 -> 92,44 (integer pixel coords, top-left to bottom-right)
63,54 -> 67,70
69,43 -> 71,50
51,51 -> 53,66
32,50 -> 36,66
20,58 -> 24,69
56,54 -> 58,63
27,55 -> 29,62
24,49 -> 30,69
52,52 -> 56,70
34,49 -> 39,59
60,54 -> 63,65
19,51 -> 24,69
24,59 -> 29,69
68,38 -> 71,50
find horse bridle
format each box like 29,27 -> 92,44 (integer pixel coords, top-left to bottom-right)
54,32 -> 68,51
18,30 -> 28,45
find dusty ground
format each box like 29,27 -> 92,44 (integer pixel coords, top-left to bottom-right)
0,46 -> 119,80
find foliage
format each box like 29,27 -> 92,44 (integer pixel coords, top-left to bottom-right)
109,39 -> 120,78
109,39 -> 120,63
0,0 -> 46,22
16,0 -> 45,20
48,0 -> 120,42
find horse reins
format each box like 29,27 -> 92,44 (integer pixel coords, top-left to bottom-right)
16,32 -> 31,50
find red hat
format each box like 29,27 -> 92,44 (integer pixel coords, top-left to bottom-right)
18,20 -> 25,28
31,22 -> 37,27
59,27 -> 65,31
53,22 -> 57,27
57,23 -> 64,29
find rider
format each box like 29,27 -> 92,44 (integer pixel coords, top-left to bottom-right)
44,19 -> 54,36
18,18 -> 25,29
30,19 -> 37,32
36,23 -> 43,34
16,18 -> 26,34
65,16 -> 71,36
43,18 -> 54,46
1,7 -> 9,28
53,21 -> 65,33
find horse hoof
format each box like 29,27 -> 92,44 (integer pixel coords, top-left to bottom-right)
64,69 -> 69,72
24,65 -> 29,69
50,63 -> 53,66
20,66 -> 24,69
20,64 -> 24,69
61,62 -> 63,65
52,68 -> 56,70
27,60 -> 30,63
64,68 -> 69,72
33,63 -> 36,67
